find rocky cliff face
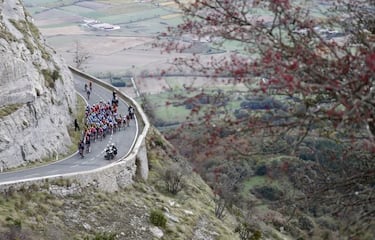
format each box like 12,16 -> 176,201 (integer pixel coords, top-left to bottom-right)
0,0 -> 76,169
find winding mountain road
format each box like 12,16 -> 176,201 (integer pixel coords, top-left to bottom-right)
0,73 -> 138,184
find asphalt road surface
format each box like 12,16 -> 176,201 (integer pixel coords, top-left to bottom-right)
0,74 -> 138,184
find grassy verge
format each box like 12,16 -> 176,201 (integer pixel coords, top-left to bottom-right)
66,94 -> 86,153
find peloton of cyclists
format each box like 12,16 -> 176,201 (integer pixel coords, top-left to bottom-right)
78,83 -> 133,159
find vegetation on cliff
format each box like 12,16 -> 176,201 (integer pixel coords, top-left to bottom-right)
0,127 -> 243,240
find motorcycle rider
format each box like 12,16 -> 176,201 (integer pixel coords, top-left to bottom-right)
105,143 -> 117,160
105,144 -> 112,160
110,143 -> 117,155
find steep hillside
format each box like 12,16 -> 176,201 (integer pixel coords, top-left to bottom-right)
0,0 -> 76,169
0,127 -> 241,240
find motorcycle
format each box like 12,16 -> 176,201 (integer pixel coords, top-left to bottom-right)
104,145 -> 117,160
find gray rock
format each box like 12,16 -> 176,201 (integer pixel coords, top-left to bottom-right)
149,226 -> 163,239
83,222 -> 91,231
184,210 -> 194,215
165,212 -> 179,223
163,206 -> 170,213
168,200 -> 175,207
192,217 -> 219,240
0,0 -> 76,169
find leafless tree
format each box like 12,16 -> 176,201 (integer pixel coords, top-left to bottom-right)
163,163 -> 185,194
73,40 -> 90,70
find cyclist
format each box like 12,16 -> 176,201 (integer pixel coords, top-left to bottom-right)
87,89 -> 91,100
78,140 -> 85,158
85,133 -> 91,153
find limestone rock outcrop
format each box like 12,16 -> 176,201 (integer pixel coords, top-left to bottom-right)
0,0 -> 76,169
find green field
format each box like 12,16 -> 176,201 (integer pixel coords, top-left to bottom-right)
141,82 -> 248,125
24,6 -> 44,15
60,5 -> 97,15
38,22 -> 74,29
23,0 -> 63,5
97,10 -> 169,24
23,0 -> 76,8
26,0 -> 180,37
141,91 -> 192,123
